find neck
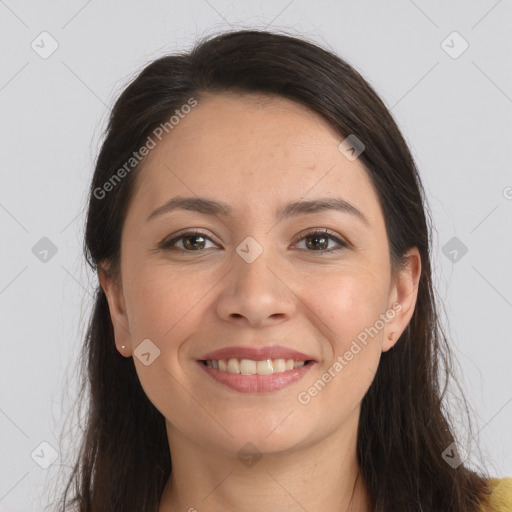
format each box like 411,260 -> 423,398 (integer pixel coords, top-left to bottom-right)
158,410 -> 371,512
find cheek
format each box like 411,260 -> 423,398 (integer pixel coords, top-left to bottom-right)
124,262 -> 209,341
297,268 -> 388,402
273,270 -> 388,445
304,266 -> 390,348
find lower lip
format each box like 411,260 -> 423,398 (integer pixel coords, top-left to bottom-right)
196,360 -> 315,393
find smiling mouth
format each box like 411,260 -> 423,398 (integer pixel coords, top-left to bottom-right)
200,358 -> 314,375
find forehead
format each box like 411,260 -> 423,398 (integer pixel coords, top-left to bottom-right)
130,92 -> 382,224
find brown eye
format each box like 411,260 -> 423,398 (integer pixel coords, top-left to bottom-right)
295,229 -> 347,253
181,234 -> 207,250
159,228 -> 347,254
160,231 -> 216,251
305,233 -> 329,250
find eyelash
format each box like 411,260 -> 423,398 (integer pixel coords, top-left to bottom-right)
159,228 -> 348,254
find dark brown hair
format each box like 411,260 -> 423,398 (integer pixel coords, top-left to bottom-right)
54,29 -> 493,511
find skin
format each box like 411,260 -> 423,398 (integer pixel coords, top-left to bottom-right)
99,92 -> 421,512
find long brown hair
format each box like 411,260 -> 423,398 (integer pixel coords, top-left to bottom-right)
53,29 -> 493,511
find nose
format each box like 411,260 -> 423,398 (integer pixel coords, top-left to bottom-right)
215,248 -> 297,328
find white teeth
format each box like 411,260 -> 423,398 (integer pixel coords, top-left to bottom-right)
274,359 -> 286,372
204,357 -> 310,375
256,360 -> 273,375
227,358 -> 240,374
240,359 -> 257,375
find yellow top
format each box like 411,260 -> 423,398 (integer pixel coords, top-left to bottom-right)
481,477 -> 512,511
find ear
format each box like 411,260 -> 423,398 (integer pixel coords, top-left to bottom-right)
97,262 -> 133,357
381,247 -> 421,352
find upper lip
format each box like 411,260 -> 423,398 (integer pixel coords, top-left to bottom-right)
199,345 -> 316,362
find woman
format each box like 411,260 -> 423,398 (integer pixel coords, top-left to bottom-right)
55,29 -> 511,511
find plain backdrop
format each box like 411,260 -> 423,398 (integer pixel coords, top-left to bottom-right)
0,1 -> 511,510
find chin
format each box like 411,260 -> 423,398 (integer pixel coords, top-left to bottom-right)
213,418 -> 312,456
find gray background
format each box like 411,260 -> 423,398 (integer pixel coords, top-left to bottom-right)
1,1 -> 511,510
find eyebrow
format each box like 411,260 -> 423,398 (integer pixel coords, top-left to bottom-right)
146,196 -> 370,227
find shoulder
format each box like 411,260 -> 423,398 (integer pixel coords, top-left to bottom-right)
481,477 -> 512,512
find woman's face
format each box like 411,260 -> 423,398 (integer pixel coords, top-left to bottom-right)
100,92 -> 420,457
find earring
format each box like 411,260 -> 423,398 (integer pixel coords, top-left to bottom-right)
121,345 -> 126,349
